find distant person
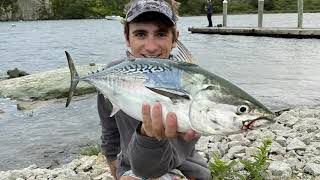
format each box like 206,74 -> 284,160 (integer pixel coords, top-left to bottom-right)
206,0 -> 213,27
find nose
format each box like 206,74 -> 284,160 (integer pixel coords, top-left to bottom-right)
144,37 -> 159,54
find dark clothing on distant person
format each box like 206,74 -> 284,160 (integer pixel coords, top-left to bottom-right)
207,2 -> 213,27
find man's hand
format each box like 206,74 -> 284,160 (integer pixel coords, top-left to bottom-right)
107,159 -> 118,179
140,102 -> 197,141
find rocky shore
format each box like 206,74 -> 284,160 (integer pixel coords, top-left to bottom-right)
0,154 -> 113,180
0,106 -> 319,179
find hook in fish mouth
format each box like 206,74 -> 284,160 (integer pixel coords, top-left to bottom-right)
241,116 -> 275,130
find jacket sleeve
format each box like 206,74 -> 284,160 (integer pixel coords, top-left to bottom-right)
127,122 -> 199,178
97,93 -> 120,162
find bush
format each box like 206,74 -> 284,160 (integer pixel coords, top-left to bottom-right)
209,139 -> 273,180
80,144 -> 101,156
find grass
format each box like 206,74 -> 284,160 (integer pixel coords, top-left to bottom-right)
80,144 -> 101,156
209,139 -> 273,180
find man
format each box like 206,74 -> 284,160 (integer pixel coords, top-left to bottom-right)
206,0 -> 213,27
98,0 -> 211,179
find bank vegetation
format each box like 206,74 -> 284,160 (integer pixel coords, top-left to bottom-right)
1,0 -> 320,21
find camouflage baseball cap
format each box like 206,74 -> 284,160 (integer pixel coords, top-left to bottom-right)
126,0 -> 177,25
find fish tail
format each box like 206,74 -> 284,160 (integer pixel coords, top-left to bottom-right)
65,51 -> 80,107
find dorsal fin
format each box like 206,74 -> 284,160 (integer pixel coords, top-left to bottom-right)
126,50 -> 135,61
172,40 -> 196,64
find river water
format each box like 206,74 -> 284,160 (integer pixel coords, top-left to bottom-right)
0,13 -> 320,170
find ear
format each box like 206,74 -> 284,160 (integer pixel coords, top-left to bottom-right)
125,33 -> 131,48
172,29 -> 180,48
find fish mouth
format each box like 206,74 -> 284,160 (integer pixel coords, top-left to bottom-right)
241,115 -> 275,130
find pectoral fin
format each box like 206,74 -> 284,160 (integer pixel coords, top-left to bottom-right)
145,86 -> 190,103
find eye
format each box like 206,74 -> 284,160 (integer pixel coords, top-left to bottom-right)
158,32 -> 168,38
236,105 -> 250,115
134,32 -> 146,38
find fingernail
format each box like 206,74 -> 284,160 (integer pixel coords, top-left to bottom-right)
142,102 -> 149,108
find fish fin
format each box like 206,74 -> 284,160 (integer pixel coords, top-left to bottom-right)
145,86 -> 190,102
65,51 -> 80,107
172,40 -> 196,64
110,103 -> 120,117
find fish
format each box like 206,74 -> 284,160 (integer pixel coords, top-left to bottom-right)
65,41 -> 275,136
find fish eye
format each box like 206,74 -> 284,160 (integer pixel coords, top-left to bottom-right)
236,105 -> 250,114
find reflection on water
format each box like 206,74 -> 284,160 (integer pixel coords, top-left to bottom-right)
0,13 -> 320,170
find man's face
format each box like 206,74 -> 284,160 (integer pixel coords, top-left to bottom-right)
125,22 -> 178,59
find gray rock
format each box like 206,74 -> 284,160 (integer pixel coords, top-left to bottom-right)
287,138 -> 307,151
269,154 -> 285,161
227,140 -> 250,148
304,163 -> 320,176
276,111 -> 300,127
227,134 -> 246,142
270,141 -> 286,155
260,130 -> 276,140
268,161 -> 292,177
293,123 -> 318,133
77,156 -> 96,172
310,157 -> 320,164
0,64 -> 105,101
226,146 -> 246,159
218,143 -> 229,157
299,133 -> 315,145
245,130 -> 261,141
7,68 -> 30,78
245,147 -> 258,157
275,136 -> 287,147
285,158 -> 301,169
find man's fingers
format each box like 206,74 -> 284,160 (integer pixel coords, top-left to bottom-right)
181,129 -> 197,142
165,112 -> 177,138
151,102 -> 165,140
142,103 -> 152,136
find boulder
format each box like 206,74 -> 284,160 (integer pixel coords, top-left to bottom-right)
0,64 -> 106,101
7,68 -> 30,78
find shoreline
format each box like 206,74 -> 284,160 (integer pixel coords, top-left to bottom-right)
1,12 -> 320,22
0,105 -> 319,179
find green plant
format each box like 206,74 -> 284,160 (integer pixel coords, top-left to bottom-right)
240,139 -> 273,180
209,139 -> 273,180
209,153 -> 245,180
80,144 -> 101,156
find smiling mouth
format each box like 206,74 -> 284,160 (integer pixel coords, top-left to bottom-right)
143,55 -> 160,58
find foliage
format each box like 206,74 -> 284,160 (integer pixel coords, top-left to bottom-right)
209,154 -> 245,180
0,0 -> 19,17
80,144 -> 101,156
240,139 -> 273,180
50,0 -> 130,19
209,139 -> 273,180
2,0 -> 320,20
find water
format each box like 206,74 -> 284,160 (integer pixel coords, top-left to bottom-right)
0,13 -> 320,170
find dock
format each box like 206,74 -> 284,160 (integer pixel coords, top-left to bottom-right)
188,27 -> 320,39
191,0 -> 320,39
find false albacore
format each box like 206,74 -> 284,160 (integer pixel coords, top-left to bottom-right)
65,42 -> 275,136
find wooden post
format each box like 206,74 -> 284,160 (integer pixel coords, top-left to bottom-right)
223,0 -> 228,27
298,0 -> 303,28
258,0 -> 264,27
